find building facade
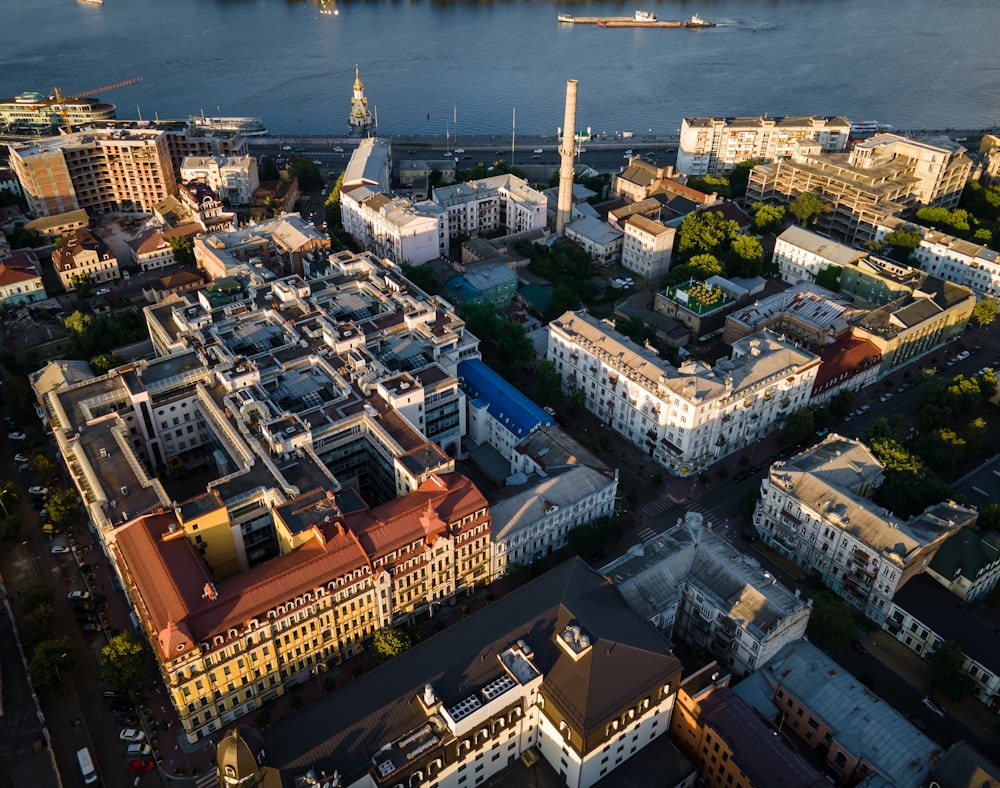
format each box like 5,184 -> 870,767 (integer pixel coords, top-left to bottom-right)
753,434 -> 975,624
621,215 -> 674,281
677,115 -> 850,177
179,156 -> 259,206
340,186 -> 443,265
433,175 -> 547,239
52,228 -> 120,287
773,225 -> 865,285
547,311 -> 820,476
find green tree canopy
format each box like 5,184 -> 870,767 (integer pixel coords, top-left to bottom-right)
287,157 -> 323,191
728,159 -> 765,199
400,263 -> 439,295
0,479 -> 21,516
100,631 -> 145,692
324,171 -> 345,231
806,589 -> 856,649
686,174 -> 731,200
69,272 -> 94,298
22,602 -> 55,648
677,211 -> 740,259
729,235 -> 765,277
750,202 -> 785,234
89,353 -> 123,376
927,640 -> 975,701
784,408 -> 816,443
882,225 -> 922,262
789,192 -> 832,227
20,583 -> 55,614
29,454 -> 57,482
47,490 -> 81,531
28,637 -> 75,696
2,376 -> 37,424
972,297 -> 999,330
372,628 -> 412,661
814,264 -> 842,292
169,235 -> 195,265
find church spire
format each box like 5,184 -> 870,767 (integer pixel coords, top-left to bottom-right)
348,65 -> 374,136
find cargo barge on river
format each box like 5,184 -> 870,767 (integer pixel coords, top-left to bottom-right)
557,11 -> 716,28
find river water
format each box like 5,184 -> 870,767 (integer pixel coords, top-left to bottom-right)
3,0 -> 999,137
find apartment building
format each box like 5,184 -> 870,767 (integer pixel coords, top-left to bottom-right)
677,115 -> 850,177
877,217 -> 1000,300
734,640 -> 939,786
547,311 -> 820,476
52,227 -> 120,287
773,225 -> 865,285
342,137 -> 392,192
925,527 -> 1000,602
621,214 -> 674,281
753,434 -> 975,624
564,215 -> 623,266
490,464 -> 617,579
0,248 -> 45,305
179,155 -> 259,206
603,511 -> 811,678
886,574 -> 1000,711
433,174 -> 547,239
128,224 -> 202,272
9,127 -> 178,218
32,252 -> 484,741
340,186 -> 444,265
670,666 -> 825,788
611,158 -> 684,202
193,213 -> 330,280
747,135 -> 972,243
723,283 -> 858,349
259,558 -> 683,788
178,181 -> 235,233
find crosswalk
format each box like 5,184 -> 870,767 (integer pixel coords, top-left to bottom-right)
195,768 -> 219,788
636,526 -> 658,542
636,502 -> 720,544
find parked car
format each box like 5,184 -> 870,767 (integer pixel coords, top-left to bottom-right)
533,148 -> 543,154
29,485 -> 48,495
956,350 -> 970,361
95,288 -> 111,296
50,543 -> 71,555
850,639 -> 868,655
119,728 -> 146,743
116,713 -> 139,726
129,759 -> 155,773
102,689 -> 125,699
72,602 -> 94,615
333,146 -> 344,152
41,523 -> 58,535
14,452 -> 28,462
82,623 -> 103,634
125,743 -> 153,758
921,695 -> 945,717
8,432 -> 26,441
68,590 -> 90,601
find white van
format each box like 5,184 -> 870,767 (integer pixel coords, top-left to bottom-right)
77,747 -> 98,784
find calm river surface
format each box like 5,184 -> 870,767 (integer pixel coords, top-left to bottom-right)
2,0 -> 999,136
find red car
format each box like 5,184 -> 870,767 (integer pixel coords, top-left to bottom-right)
129,759 -> 155,773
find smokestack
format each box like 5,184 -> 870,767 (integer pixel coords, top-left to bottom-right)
556,79 -> 578,236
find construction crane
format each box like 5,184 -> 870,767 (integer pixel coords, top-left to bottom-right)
34,76 -> 143,132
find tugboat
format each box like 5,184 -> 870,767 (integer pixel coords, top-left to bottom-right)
633,10 -> 657,22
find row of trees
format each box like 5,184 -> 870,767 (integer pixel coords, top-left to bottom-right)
61,309 -> 147,374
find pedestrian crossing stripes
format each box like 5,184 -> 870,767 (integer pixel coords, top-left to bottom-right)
636,527 -> 658,542
639,495 -> 674,518
195,768 -> 219,788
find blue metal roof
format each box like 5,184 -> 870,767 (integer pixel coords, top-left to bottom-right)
458,359 -> 554,439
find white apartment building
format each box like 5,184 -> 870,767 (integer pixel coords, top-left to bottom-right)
547,311 -> 820,477
179,155 -> 259,206
621,214 -> 675,281
677,115 -> 850,177
603,511 -> 811,678
340,186 -> 444,265
774,225 -> 865,285
753,434 -> 975,625
564,216 -> 623,267
877,218 -> 1000,300
490,464 -> 617,579
433,174 -> 547,239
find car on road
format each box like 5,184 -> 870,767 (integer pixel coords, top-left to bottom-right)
125,743 -> 153,758
333,146 -> 344,152
29,486 -> 48,496
50,543 -> 71,555
68,590 -> 90,601
878,392 -> 893,402
14,453 -> 28,462
103,689 -> 125,698
294,147 -> 306,153
850,639 -> 868,655
921,695 -> 945,717
956,350 -> 970,361
533,148 -> 543,154
312,159 -> 323,165
41,523 -> 59,535
129,759 -> 155,773
8,432 -> 26,440
454,148 -> 465,154
82,622 -> 103,634
281,145 -> 292,151
119,728 -> 146,742
116,713 -> 140,727
95,287 -> 110,296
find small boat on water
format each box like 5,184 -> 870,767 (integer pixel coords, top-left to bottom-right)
79,0 -> 104,5
633,10 -> 657,22
558,11 -> 716,28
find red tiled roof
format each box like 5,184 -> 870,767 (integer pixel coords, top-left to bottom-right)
0,264 -> 39,287
812,335 -> 881,392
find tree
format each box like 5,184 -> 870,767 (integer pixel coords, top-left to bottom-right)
324,171 -> 345,231
927,640 -> 975,701
28,637 -> 75,696
63,310 -> 94,336
2,376 -> 37,424
170,235 -> 195,265
29,454 -> 57,482
69,272 -> 94,298
0,479 -> 21,517
259,157 -> 280,181
806,590 -> 856,649
677,211 -> 740,259
737,487 -> 760,518
686,174 -> 731,200
729,235 -> 764,277
882,225 -> 922,263
789,192 -> 832,227
728,159 -> 764,199
46,490 -> 81,531
20,583 -> 55,613
100,631 -> 145,692
814,264 -> 842,292
535,359 -> 563,406
372,628 -> 412,661
287,157 -> 323,191
784,408 -> 816,443
89,353 -> 123,375
400,263 -> 439,294
22,602 -> 55,648
751,202 -> 785,234
977,503 -> 1000,530
566,388 -> 587,419
972,296 -> 998,332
